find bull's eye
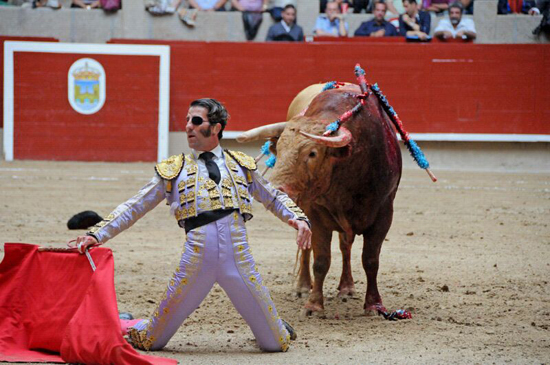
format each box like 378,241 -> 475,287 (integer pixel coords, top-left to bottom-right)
309,151 -> 317,158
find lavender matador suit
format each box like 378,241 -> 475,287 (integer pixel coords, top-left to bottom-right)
86,146 -> 309,352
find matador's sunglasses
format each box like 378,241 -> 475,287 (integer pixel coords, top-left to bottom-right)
189,116 -> 209,126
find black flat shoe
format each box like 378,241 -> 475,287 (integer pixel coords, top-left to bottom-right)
281,319 -> 297,340
119,312 -> 134,320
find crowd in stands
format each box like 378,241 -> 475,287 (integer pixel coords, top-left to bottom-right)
2,0 -> 548,39
6,0 -> 120,10
314,0 -> 475,40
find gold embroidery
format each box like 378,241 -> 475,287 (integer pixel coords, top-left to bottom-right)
226,159 -> 239,172
240,203 -> 252,215
226,150 -> 257,171
155,154 -> 184,180
230,224 -> 290,352
283,199 -> 307,219
208,188 -> 220,199
198,201 -> 208,210
175,209 -> 187,221
221,177 -> 232,188
211,199 -> 222,210
234,175 -> 247,186
224,197 -> 234,208
238,187 -> 250,200
205,179 -> 217,190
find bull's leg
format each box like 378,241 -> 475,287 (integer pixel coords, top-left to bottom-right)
337,232 -> 356,297
304,225 -> 332,315
295,248 -> 312,297
361,201 -> 394,316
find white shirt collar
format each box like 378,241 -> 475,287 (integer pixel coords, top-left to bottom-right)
281,20 -> 292,33
192,144 -> 223,160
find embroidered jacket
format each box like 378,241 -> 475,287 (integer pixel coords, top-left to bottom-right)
87,150 -> 308,243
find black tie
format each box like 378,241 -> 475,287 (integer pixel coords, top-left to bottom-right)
199,152 -> 221,184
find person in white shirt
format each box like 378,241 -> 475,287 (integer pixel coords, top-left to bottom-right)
434,2 -> 476,40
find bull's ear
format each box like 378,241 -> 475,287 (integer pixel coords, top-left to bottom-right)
269,137 -> 279,155
328,145 -> 352,160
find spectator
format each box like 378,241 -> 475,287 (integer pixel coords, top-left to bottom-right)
320,0 -> 352,13
232,0 -> 268,41
399,0 -> 431,39
498,0 -> 536,13
434,2 -> 476,40
422,0 -> 451,14
267,0 -> 296,21
529,0 -> 550,14
351,0 -> 369,13
21,0 -> 61,8
72,0 -> 100,9
178,0 -> 227,26
529,0 -> 550,35
314,0 -> 349,37
266,4 -> 304,41
461,0 -> 474,14
188,0 -> 227,10
354,2 -> 398,37
146,0 -> 181,14
231,0 -> 267,11
387,0 -> 406,16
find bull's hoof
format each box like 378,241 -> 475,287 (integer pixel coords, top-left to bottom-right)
364,303 -> 386,317
301,302 -> 325,318
337,286 -> 356,299
295,286 -> 310,298
364,308 -> 379,317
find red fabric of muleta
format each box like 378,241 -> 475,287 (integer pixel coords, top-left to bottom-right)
0,243 -> 177,365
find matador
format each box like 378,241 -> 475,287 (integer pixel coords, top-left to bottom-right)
74,98 -> 312,353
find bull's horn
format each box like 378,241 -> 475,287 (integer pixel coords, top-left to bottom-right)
236,122 -> 287,143
299,126 -> 352,148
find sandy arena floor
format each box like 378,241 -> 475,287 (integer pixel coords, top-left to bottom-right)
0,160 -> 549,364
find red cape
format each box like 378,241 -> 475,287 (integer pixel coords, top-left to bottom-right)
0,243 -> 177,365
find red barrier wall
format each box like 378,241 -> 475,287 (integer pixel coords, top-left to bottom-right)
111,40 -> 550,135
1,37 -> 58,129
12,52 -> 160,161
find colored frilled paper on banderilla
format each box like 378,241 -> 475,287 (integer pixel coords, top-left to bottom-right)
0,243 -> 177,365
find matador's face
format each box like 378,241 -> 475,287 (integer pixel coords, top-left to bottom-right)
185,106 -> 220,152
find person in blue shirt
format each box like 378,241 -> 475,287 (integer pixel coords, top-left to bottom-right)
354,2 -> 398,37
314,1 -> 349,37
399,0 -> 431,40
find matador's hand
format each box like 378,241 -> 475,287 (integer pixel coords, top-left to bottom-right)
68,235 -> 101,254
288,219 -> 312,250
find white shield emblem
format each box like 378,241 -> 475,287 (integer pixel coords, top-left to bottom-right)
68,58 -> 106,115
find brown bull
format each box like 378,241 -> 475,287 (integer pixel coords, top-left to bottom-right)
238,83 -> 402,315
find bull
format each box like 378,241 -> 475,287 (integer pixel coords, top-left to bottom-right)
238,82 -> 403,315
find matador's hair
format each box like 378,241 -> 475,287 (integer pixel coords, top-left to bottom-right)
190,98 -> 230,140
